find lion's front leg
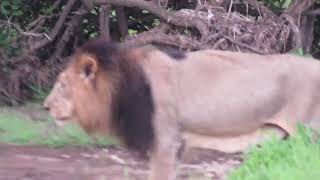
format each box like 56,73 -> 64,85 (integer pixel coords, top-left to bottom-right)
149,143 -> 178,180
148,107 -> 181,180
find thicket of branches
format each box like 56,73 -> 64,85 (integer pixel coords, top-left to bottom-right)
0,0 -> 320,105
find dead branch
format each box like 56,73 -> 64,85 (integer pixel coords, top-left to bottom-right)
29,0 -> 78,52
246,0 -> 276,18
224,36 -> 269,54
48,6 -> 88,64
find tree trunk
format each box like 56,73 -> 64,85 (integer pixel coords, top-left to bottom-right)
99,5 -> 112,40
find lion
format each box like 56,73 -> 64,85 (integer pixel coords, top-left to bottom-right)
44,38 -> 320,180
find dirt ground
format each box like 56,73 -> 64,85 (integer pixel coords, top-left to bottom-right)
0,144 -> 242,180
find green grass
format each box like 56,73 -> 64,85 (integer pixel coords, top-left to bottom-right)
229,125 -> 320,180
0,108 -> 119,148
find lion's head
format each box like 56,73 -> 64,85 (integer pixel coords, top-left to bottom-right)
43,52 -> 113,134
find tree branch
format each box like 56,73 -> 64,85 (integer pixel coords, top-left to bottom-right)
29,0 -> 78,52
95,0 -> 209,37
115,6 -> 129,39
48,6 -> 88,64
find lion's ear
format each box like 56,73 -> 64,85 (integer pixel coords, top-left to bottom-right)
79,55 -> 98,81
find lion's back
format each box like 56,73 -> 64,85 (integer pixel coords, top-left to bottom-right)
175,50 -> 320,135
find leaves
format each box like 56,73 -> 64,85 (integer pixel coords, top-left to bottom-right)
0,0 -> 23,17
128,29 -> 138,36
0,1 -> 11,16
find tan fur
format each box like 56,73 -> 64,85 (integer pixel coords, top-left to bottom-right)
137,48 -> 320,179
44,43 -> 320,180
44,53 -> 115,134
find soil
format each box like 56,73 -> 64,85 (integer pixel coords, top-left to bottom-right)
0,144 -> 242,180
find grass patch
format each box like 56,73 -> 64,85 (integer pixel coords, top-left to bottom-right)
229,125 -> 320,180
0,108 -> 119,148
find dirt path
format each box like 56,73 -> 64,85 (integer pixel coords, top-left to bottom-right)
0,144 -> 242,180
0,103 -> 243,180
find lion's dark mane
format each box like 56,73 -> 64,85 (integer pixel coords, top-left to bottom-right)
78,39 -> 155,156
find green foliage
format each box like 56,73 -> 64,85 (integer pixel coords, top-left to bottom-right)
229,125 -> 320,180
0,0 -> 23,17
0,0 -> 25,57
0,108 -> 119,148
128,29 -> 138,36
110,9 -> 116,17
152,19 -> 160,27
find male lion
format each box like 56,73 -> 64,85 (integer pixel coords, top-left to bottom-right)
44,38 -> 320,180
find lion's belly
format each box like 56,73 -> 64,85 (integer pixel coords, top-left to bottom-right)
175,62 -> 286,136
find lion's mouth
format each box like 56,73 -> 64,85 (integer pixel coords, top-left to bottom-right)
55,116 -> 70,121
54,117 -> 71,127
